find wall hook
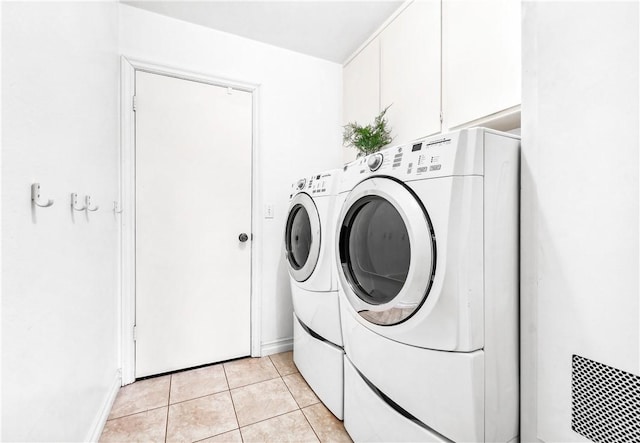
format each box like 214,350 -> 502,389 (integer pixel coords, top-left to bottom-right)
113,201 -> 123,214
85,195 -> 99,212
71,193 -> 86,211
31,183 -> 54,208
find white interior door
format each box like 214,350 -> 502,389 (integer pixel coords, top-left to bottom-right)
135,71 -> 252,378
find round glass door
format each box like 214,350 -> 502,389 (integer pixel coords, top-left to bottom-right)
341,196 -> 411,305
337,178 -> 436,325
285,193 -> 320,282
286,205 -> 312,270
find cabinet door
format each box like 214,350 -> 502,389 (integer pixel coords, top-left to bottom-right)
380,0 -> 441,145
442,0 -> 521,129
343,38 -> 380,127
343,38 -> 380,163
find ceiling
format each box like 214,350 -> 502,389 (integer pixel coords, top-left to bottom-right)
122,1 -> 403,63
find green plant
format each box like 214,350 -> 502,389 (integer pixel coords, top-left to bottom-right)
343,105 -> 393,155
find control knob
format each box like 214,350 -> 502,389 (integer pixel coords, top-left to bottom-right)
367,153 -> 384,171
296,179 -> 306,190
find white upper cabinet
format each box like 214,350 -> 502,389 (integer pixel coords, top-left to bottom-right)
343,38 -> 380,127
380,0 -> 441,145
342,0 -> 521,163
442,0 -> 521,129
343,38 -> 381,163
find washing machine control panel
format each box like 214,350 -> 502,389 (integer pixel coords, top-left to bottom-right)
290,169 -> 340,199
406,138 -> 452,177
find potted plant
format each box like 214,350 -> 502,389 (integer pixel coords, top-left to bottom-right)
343,106 -> 393,157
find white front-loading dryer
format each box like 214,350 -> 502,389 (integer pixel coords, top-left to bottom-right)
285,168 -> 344,419
336,128 -> 520,442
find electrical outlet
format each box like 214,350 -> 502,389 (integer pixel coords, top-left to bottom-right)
265,204 -> 274,219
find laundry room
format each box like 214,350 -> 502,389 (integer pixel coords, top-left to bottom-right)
1,1 -> 638,442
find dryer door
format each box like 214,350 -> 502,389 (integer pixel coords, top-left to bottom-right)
337,177 -> 436,325
285,193 -> 321,282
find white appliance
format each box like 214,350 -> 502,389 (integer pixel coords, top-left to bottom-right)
285,169 -> 344,419
335,128 -> 520,442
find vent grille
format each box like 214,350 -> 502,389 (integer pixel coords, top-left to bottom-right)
572,355 -> 640,442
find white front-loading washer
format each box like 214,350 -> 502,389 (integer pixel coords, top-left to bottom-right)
335,128 -> 520,442
285,168 -> 344,419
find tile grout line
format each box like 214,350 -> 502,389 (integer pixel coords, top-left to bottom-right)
279,366 -> 341,442
300,406 -> 322,443
269,373 -> 321,443
164,375 -> 172,443
106,404 -> 167,422
268,353 -> 300,379
238,404 -> 311,431
167,388 -> 229,407
228,373 -> 281,391
268,354 -> 283,377
280,369 -> 320,410
281,373 -> 303,410
222,364 -> 244,443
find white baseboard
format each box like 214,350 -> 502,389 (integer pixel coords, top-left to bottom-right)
261,337 -> 293,356
86,370 -> 122,442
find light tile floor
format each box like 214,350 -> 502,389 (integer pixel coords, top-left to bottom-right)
100,351 -> 352,443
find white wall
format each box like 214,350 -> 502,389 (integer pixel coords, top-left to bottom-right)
118,4 -> 343,351
1,2 -> 120,441
521,2 -> 639,441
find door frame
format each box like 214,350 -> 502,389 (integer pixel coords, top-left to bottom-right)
119,56 -> 262,385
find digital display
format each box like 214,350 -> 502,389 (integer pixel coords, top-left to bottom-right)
412,143 -> 422,152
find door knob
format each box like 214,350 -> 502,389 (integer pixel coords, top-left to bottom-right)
238,233 -> 249,242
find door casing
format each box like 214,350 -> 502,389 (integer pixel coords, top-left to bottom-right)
119,56 -> 263,385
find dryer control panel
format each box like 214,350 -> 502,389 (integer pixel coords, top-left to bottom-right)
338,128 -> 503,193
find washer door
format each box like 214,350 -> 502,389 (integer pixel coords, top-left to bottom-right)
337,177 -> 435,326
285,192 -> 321,282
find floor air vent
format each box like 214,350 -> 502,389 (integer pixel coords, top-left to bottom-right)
572,354 -> 640,442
